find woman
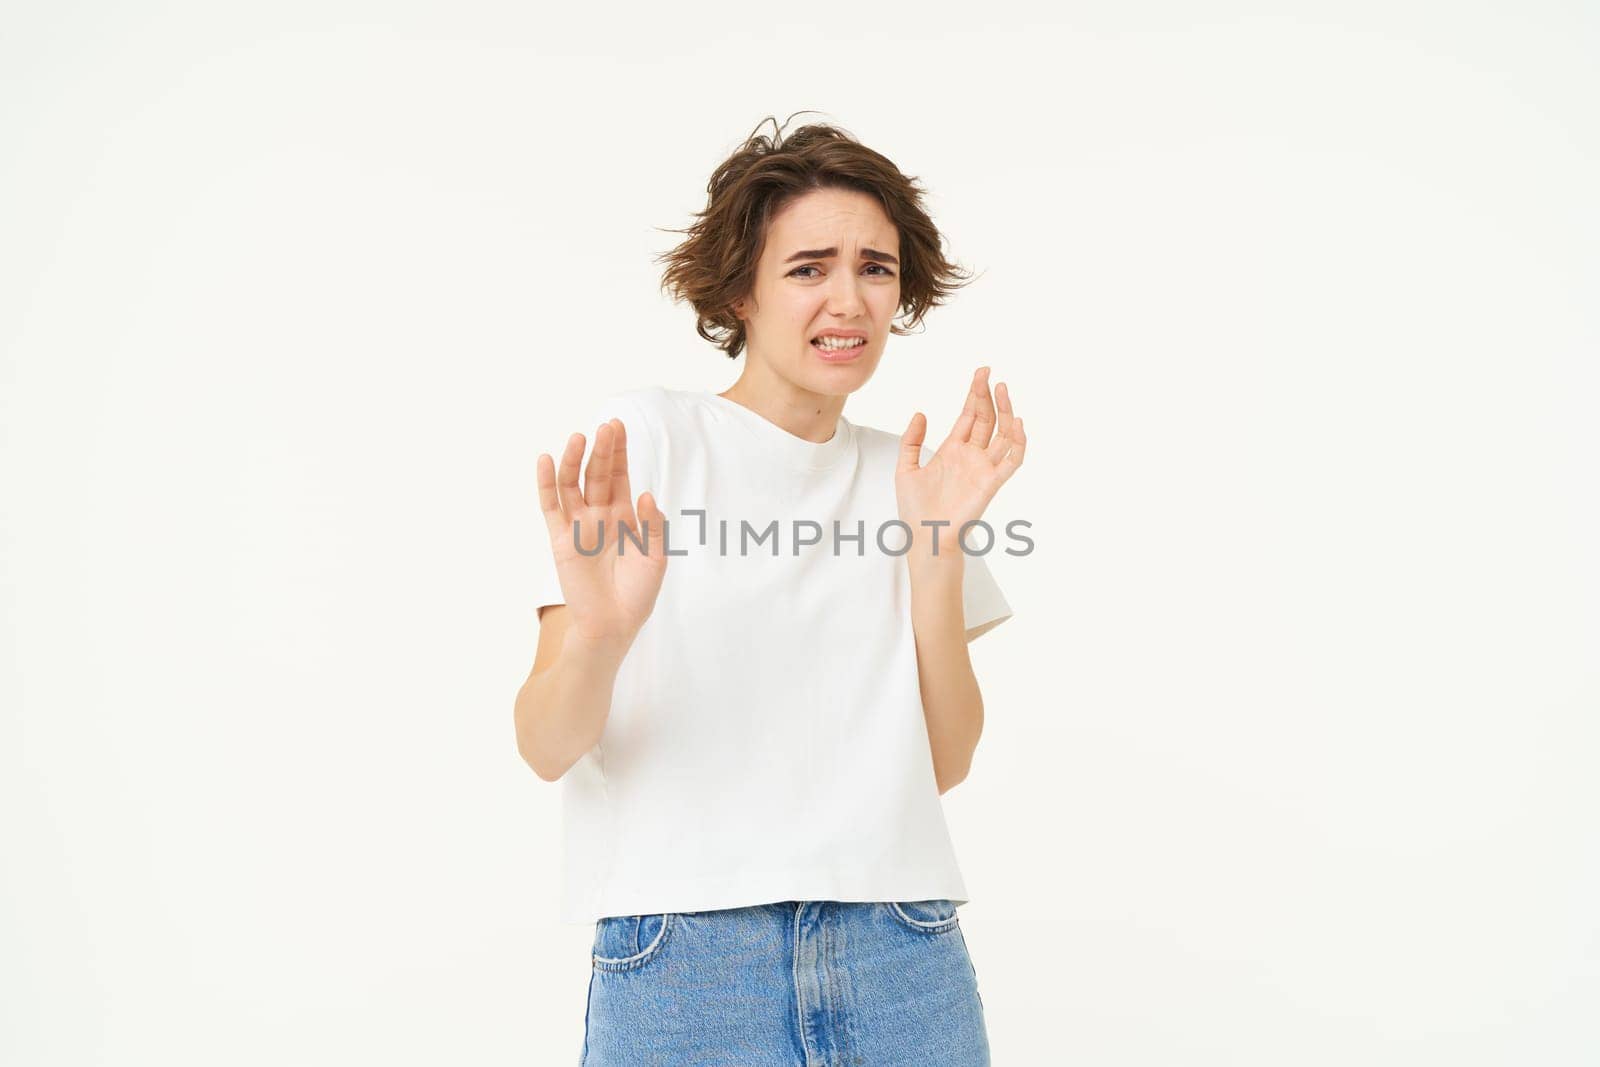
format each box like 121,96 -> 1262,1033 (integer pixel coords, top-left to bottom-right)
515,115 -> 1027,1066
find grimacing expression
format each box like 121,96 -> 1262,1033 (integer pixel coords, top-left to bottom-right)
734,187 -> 902,396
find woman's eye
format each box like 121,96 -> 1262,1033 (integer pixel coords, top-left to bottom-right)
789,264 -> 895,278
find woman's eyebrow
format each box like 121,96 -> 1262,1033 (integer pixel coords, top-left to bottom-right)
783,247 -> 900,265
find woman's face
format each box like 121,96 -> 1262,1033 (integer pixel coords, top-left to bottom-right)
733,186 -> 902,397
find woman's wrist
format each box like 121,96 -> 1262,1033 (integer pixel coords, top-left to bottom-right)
905,523 -> 969,573
560,621 -> 635,670
907,547 -> 964,595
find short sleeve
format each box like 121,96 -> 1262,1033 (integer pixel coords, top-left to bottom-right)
961,549 -> 1013,640
916,442 -> 1015,641
529,391 -> 660,620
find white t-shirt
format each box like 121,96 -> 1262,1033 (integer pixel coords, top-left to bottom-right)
528,386 -> 1014,925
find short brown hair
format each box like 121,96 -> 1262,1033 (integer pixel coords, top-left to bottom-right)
655,113 -> 977,360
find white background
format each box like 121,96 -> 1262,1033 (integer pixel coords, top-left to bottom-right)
3,3 -> 1596,1064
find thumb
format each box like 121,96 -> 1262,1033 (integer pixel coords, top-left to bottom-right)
637,491 -> 664,558
898,412 -> 927,475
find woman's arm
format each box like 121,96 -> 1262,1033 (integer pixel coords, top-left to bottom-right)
895,367 -> 1027,794
909,553 -> 984,795
514,604 -> 634,781
516,413 -> 668,781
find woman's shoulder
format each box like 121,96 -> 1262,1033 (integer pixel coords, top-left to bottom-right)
601,386 -> 779,436
589,387 -> 729,458
586,385 -> 682,435
596,385 -> 714,420
845,419 -> 917,465
594,384 -> 670,414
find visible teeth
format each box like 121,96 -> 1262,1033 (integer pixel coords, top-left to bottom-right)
814,336 -> 864,349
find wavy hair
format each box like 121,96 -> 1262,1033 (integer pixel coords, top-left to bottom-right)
655,112 -> 977,360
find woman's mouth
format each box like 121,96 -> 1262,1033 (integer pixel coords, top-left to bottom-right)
810,336 -> 867,363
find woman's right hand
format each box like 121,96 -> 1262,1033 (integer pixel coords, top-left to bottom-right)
536,418 -> 669,649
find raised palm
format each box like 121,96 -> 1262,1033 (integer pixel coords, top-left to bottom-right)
896,368 -> 1027,555
536,419 -> 669,645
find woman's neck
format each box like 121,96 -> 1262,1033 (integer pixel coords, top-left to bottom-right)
718,362 -> 846,444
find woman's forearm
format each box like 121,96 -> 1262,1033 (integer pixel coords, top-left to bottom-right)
908,555 -> 984,793
514,627 -> 632,781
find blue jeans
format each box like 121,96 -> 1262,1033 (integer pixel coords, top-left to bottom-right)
580,899 -> 990,1066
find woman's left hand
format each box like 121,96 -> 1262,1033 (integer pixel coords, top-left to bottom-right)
895,367 -> 1027,559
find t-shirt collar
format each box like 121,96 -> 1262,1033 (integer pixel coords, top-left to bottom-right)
704,392 -> 855,471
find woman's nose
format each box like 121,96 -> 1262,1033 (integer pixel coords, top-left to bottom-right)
825,272 -> 867,316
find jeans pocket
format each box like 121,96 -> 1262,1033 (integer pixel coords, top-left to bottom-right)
886,899 -> 961,934
591,912 -> 675,972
